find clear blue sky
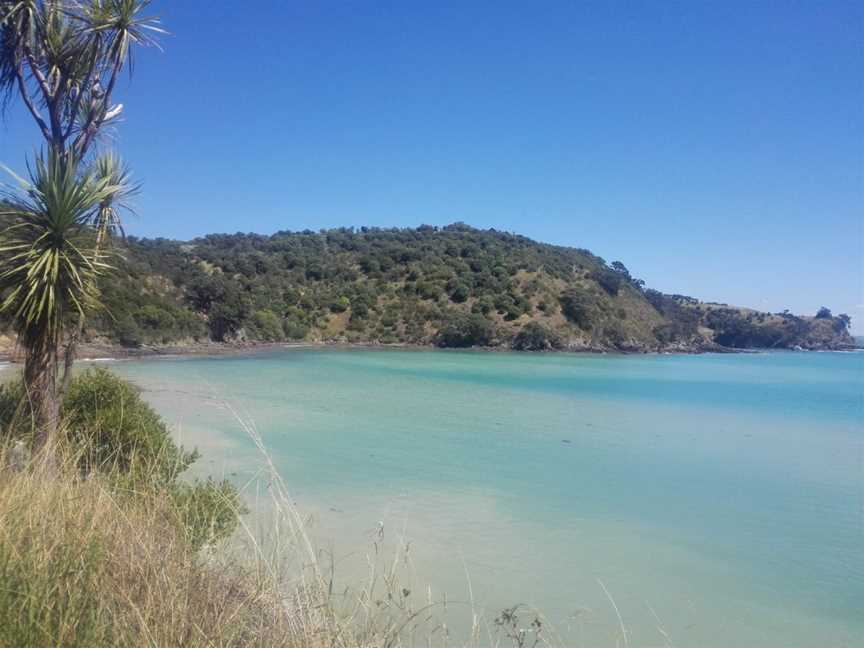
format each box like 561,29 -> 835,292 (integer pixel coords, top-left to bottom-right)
1,1 -> 862,329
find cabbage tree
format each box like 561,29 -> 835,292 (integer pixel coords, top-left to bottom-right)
0,0 -> 159,449
1,0 -> 164,159
0,151 -> 121,451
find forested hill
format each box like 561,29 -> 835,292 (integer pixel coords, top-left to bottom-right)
62,224 -> 856,352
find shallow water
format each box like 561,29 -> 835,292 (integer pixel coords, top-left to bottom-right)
112,349 -> 863,647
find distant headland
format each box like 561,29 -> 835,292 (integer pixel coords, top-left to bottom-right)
0,224 -> 855,357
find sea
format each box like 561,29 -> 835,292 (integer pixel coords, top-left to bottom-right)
35,348 -> 864,646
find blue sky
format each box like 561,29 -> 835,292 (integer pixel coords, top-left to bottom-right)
1,1 -> 861,329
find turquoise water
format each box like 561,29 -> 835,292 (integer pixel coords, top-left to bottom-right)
109,349 -> 862,647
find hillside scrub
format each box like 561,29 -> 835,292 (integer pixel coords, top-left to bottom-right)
512,322 -> 564,351
1,224 -> 853,352
436,312 -> 498,348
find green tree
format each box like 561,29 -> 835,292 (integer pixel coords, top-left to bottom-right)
0,0 -> 160,454
1,0 -> 164,160
250,309 -> 284,341
512,322 -> 563,351
436,313 -> 495,348
329,296 -> 350,313
0,152 -> 116,452
559,289 -> 597,329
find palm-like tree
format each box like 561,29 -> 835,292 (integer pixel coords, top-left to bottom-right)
58,149 -> 137,391
90,150 -> 138,247
0,1 -> 160,452
1,0 -> 164,158
0,151 -> 121,451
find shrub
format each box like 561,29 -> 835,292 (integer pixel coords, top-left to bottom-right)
350,301 -> 370,320
450,283 -> 470,303
115,315 -> 144,347
416,281 -> 443,301
512,322 -> 563,351
603,323 -> 628,348
644,289 -> 699,340
330,296 -> 350,313
0,380 -> 24,437
559,289 -> 597,330
283,319 -> 310,340
472,295 -> 496,315
436,313 -> 496,348
835,313 -> 852,332
503,302 -> 524,321
250,309 -> 284,341
590,268 -> 623,296
62,368 -> 197,484
2,369 -> 244,548
137,304 -> 176,336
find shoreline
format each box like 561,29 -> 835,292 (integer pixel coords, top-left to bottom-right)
0,338 -> 730,363
3,337 -> 856,365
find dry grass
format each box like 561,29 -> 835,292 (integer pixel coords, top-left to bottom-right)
0,445 -> 298,647
0,409 -> 565,648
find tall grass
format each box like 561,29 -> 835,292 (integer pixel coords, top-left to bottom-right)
0,445 -> 294,647
0,434 -> 508,648
0,371 -> 565,647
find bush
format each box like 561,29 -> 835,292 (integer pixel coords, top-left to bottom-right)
0,380 -> 24,437
416,281 -> 443,300
512,322 -> 563,351
559,289 -> 597,330
350,301 -> 370,320
835,313 -> 851,332
450,283 -> 470,303
2,369 -> 244,548
283,318 -> 310,340
115,315 -> 144,347
137,304 -> 176,337
436,313 -> 496,348
62,368 -> 197,484
590,268 -> 623,296
250,309 -> 284,341
329,296 -> 350,313
472,295 -> 495,315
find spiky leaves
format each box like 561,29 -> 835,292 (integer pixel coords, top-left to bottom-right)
0,1 -> 159,452
0,1 -> 164,156
80,0 -> 165,72
90,150 -> 137,246
0,151 -> 116,353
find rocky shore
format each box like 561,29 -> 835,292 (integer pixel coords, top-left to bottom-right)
2,334 -> 855,366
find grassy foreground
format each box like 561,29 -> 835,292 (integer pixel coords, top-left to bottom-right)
0,451 -> 293,647
0,369 -> 557,648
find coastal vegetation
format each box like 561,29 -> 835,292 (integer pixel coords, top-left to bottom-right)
0,3 -> 856,647
63,225 -> 856,353
0,368 -> 243,549
0,0 -> 158,456
0,368 -> 537,648
0,5 -> 550,646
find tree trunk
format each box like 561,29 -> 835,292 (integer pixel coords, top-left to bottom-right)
24,343 -> 59,461
59,324 -> 81,396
